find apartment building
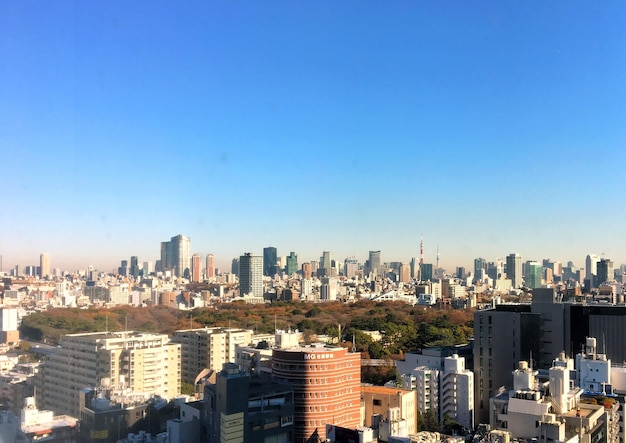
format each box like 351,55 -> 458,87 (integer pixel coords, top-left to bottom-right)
41,331 -> 180,417
171,327 -> 253,385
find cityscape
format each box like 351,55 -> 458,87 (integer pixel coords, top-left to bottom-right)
1,240 -> 626,442
3,1 -> 626,443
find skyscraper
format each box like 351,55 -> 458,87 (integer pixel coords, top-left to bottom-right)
263,247 -> 277,276
39,253 -> 50,279
596,258 -> 614,285
586,254 -> 600,287
506,253 -> 522,288
368,250 -> 382,277
285,252 -> 298,276
320,251 -> 332,277
130,255 -> 140,278
473,257 -> 486,278
525,261 -> 542,289
160,235 -> 191,277
239,253 -> 263,298
421,263 -> 433,282
191,253 -> 202,282
206,253 -> 215,279
170,234 -> 191,278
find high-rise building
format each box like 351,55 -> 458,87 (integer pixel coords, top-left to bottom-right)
368,250 -> 382,277
239,253 -> 263,298
130,256 -> 140,278
474,258 -> 486,279
421,263 -> 433,282
506,253 -> 522,288
344,257 -> 359,279
118,260 -> 128,277
191,253 -> 202,282
272,345 -> 361,442
585,254 -> 600,288
206,253 -> 215,279
285,252 -> 298,276
160,235 -> 191,277
39,253 -> 50,279
171,234 -> 191,278
399,263 -> 411,283
525,261 -> 542,289
596,258 -> 614,285
320,251 -> 332,277
263,247 -> 277,277
41,331 -> 180,417
171,327 -> 253,385
301,263 -> 312,280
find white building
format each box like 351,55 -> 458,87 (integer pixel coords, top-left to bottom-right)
441,354 -> 474,431
42,331 -> 181,417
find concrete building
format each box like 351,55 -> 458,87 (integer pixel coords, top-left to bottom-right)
272,344 -> 361,442
239,253 -> 263,298
39,253 -> 50,279
440,354 -> 474,432
41,331 -> 180,417
474,287 -> 626,424
489,359 -> 617,443
360,385 -> 417,435
171,327 -> 253,385
203,362 -> 294,443
0,308 -> 19,345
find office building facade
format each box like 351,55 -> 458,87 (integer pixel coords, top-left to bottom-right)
203,363 -> 294,443
263,247 -> 277,277
272,345 -> 361,443
240,253 -> 263,298
506,253 -> 522,288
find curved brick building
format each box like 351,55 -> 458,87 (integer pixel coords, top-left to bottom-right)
272,344 -> 361,443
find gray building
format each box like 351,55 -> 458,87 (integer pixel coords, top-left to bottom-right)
239,253 -> 263,298
474,287 -> 626,424
203,363 -> 294,443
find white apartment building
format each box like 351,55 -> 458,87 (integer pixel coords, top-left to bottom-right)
42,331 -> 180,417
440,354 -> 474,431
171,327 -> 252,385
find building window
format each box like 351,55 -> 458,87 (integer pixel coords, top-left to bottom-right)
373,399 -> 382,406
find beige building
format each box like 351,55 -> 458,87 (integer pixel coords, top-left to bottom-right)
171,327 -> 253,385
41,331 -> 180,417
360,385 -> 417,435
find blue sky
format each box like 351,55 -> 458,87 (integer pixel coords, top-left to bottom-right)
1,2 -> 625,272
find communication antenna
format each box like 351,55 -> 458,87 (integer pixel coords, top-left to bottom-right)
436,244 -> 440,270
419,234 -> 424,282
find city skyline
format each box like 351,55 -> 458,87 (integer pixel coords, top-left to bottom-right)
2,2 -> 625,272
1,241 -> 622,277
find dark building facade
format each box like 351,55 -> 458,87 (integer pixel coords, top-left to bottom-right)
203,363 -> 294,443
474,288 -> 626,424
